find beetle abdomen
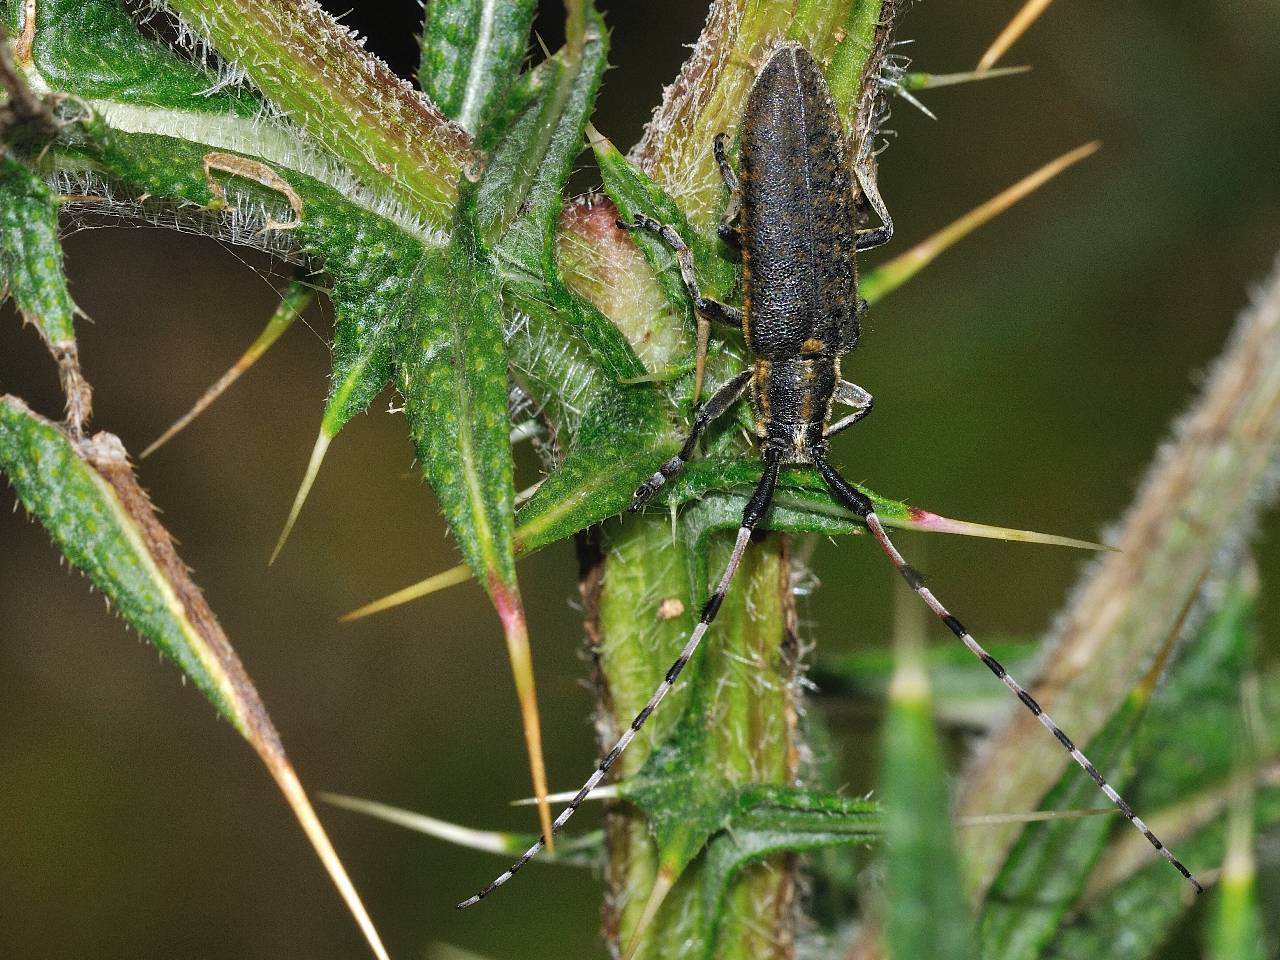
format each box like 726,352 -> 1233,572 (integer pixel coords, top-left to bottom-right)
740,44 -> 861,360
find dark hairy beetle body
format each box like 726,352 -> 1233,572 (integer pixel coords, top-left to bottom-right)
457,42 -> 1199,912
741,42 -> 861,461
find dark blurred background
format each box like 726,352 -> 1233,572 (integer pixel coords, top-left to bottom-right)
2,1 -> 1278,958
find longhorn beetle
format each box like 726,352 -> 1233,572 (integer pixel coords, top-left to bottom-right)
458,41 -> 1201,909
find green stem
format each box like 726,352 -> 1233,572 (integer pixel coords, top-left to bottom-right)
585,520 -> 797,959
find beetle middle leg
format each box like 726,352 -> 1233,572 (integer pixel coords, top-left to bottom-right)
630,368 -> 752,510
618,214 -> 741,403
826,380 -> 875,438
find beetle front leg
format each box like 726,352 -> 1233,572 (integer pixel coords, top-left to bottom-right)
618,214 -> 742,403
825,380 -> 874,437
630,369 -> 752,511
714,133 -> 743,249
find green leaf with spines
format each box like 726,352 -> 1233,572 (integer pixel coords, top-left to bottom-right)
0,396 -> 249,726
482,7 -> 647,389
981,568 -> 1261,960
1,155 -> 77,346
157,0 -> 472,228
14,0 -> 260,116
1041,785 -> 1280,960
698,786 -> 881,960
0,395 -> 391,959
418,0 -> 537,137
398,233 -> 517,588
511,383 -> 671,554
619,720 -> 884,960
57,117 -> 430,440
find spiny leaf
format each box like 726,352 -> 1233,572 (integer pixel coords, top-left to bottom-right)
860,142 -> 1100,304
397,236 -> 555,847
881,578 -> 976,960
620,741 -> 883,960
698,786 -> 881,960
978,676 -> 1152,960
58,116 -> 436,557
1043,781 -> 1280,960
0,155 -> 91,431
143,277 -> 313,458
158,0 -> 473,227
957,254 -> 1280,896
979,567 -> 1257,960
672,459 -> 1104,609
418,0 -> 537,137
0,396 -> 388,960
390,8 -> 616,845
593,126 -> 736,331
509,383 -> 670,553
17,0 -> 260,115
483,8 -> 646,390
342,452 -> 1103,620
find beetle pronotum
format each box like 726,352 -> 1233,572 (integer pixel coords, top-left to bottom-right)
457,41 -> 1200,910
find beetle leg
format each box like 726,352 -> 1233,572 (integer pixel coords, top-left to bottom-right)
714,133 -> 743,249
853,156 -> 893,250
618,214 -> 742,402
630,369 -> 752,511
826,380 -> 875,438
714,133 -> 739,193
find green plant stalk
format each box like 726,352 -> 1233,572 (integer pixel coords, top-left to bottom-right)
587,519 -> 796,959
158,0 -> 473,227
573,5 -> 890,956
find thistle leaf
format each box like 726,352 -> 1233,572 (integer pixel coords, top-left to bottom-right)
16,0 -> 259,115
157,0 -> 473,227
0,396 -> 388,960
482,7 -> 646,390
698,787 -> 881,960
980,566 -> 1259,960
0,155 -> 91,431
342,452 -> 1103,619
593,127 -> 737,326
397,237 -> 556,846
1043,779 -> 1280,960
418,0 -> 538,137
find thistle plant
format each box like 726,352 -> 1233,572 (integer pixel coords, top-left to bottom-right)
2,2 -> 1278,959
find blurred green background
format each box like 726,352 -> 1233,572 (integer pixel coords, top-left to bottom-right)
1,1 -> 1278,958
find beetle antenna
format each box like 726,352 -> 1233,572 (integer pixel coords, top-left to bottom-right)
456,457 -> 781,908
813,455 -> 1203,893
